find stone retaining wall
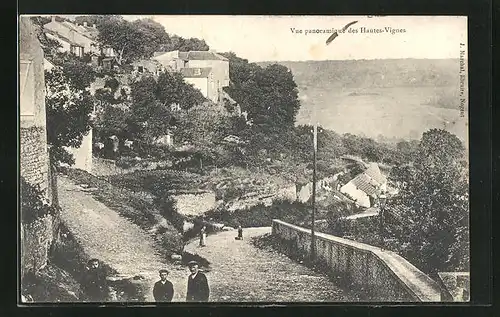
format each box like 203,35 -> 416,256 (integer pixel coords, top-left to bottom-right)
171,191 -> 217,217
272,219 -> 442,302
20,214 -> 56,278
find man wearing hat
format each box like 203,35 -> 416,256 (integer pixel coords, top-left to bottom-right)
186,261 -> 209,302
82,258 -> 108,301
153,269 -> 174,302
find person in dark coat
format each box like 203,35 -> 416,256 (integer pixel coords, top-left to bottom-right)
237,225 -> 243,240
186,261 -> 209,302
153,269 -> 174,302
82,259 -> 108,302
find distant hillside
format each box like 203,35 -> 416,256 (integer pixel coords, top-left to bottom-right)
257,59 -> 460,89
256,59 -> 467,142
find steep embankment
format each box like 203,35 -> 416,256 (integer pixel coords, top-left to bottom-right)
57,174 -> 192,302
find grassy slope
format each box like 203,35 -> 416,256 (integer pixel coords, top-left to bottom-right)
61,168 -> 184,253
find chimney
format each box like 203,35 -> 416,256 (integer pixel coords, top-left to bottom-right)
83,22 -> 88,27
93,24 -> 96,28
51,16 -> 56,22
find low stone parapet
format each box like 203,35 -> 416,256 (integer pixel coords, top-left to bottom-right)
272,219 -> 442,302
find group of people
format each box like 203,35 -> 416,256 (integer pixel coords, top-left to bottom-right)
200,225 -> 244,246
82,258 -> 210,302
82,226 -> 246,302
153,260 -> 210,302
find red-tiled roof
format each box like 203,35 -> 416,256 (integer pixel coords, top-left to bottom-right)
180,67 -> 213,78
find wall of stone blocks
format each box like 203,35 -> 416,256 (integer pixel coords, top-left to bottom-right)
20,214 -> 55,279
20,126 -> 50,197
172,192 -> 217,217
272,219 -> 442,302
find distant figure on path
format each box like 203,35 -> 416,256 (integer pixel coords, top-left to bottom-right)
237,225 -> 243,240
186,261 -> 209,302
153,269 -> 174,302
108,135 -> 119,159
199,226 -> 207,247
82,259 -> 108,302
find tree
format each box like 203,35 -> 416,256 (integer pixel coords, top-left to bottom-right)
96,16 -> 145,64
388,129 -> 469,274
131,18 -> 171,58
160,35 -> 209,52
394,139 -> 420,164
220,52 -> 302,163
95,16 -> 209,64
45,57 -> 96,165
93,105 -> 131,142
128,72 -> 207,153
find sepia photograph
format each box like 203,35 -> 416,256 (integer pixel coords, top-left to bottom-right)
19,14 -> 469,303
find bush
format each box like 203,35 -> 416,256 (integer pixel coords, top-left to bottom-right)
115,156 -> 139,169
20,177 -> 57,224
158,228 -> 184,257
104,77 -> 120,92
154,197 -> 185,233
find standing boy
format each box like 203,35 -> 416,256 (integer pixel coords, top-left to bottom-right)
153,269 -> 174,302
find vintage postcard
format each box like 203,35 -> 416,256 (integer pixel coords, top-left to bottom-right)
19,15 -> 469,303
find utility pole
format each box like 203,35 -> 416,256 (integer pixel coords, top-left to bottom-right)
311,123 -> 317,262
379,193 -> 387,249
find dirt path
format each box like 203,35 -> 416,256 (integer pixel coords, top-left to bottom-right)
57,175 -> 191,302
184,228 -> 352,302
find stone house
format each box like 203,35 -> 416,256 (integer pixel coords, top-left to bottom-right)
152,50 -> 230,101
43,16 -> 116,59
44,28 -> 85,57
182,51 -> 230,89
20,17 -> 51,200
44,16 -> 101,56
180,67 -> 219,103
19,16 -> 58,284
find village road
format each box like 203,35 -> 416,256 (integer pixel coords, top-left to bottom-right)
184,228 -> 353,302
58,174 -> 352,302
57,175 -> 190,302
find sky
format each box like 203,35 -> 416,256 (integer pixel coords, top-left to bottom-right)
119,15 -> 468,62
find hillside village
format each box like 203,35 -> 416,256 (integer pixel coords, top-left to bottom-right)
39,16 -> 242,173
38,16 -> 395,214
20,15 -> 470,303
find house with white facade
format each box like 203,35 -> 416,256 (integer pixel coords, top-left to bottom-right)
180,67 -> 219,103
152,50 -> 230,102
